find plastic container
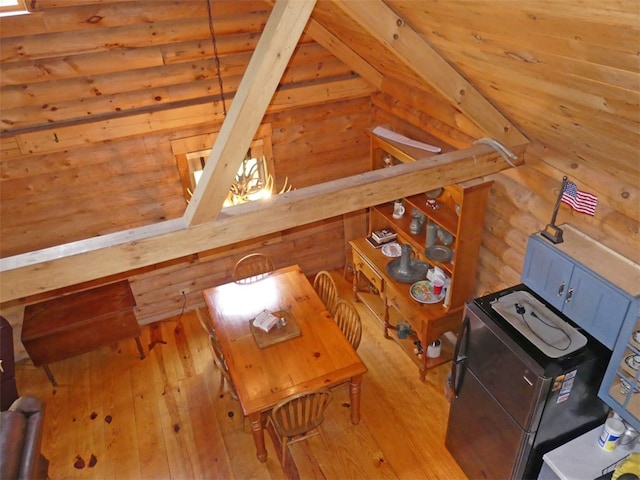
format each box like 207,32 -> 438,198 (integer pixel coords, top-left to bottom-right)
598,418 -> 625,451
427,339 -> 442,358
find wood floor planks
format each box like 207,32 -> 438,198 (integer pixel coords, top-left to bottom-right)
15,271 -> 467,479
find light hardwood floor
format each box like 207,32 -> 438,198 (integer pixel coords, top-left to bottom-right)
15,272 -> 467,479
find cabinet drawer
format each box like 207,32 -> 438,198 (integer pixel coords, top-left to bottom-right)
353,250 -> 383,292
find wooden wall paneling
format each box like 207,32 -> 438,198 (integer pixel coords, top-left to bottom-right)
525,141 -> 638,219
14,102 -> 225,153
458,62 -> 639,147
0,132 -> 186,256
3,77 -> 230,132
267,95 -> 371,129
374,85 -> 486,142
281,56 -> 355,85
502,162 -> 640,264
1,57 -> 240,110
397,1 -> 638,57
12,76 -> 371,154
306,18 -> 384,89
495,98 -> 637,175
0,17 -> 214,63
2,151 -> 173,204
0,1 -> 216,37
503,163 -> 639,255
423,31 -> 638,143
480,218 -> 527,277
269,75 -> 373,110
476,246 -> 522,296
426,21 -> 638,93
1,180 -> 183,233
0,137 -> 22,160
370,93 -> 476,150
130,217 -> 345,324
270,113 -> 371,151
275,129 -> 366,163
0,47 -> 166,88
333,0 -> 528,146
1,136 -> 148,180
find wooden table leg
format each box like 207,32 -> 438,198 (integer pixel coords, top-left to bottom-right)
249,412 -> 267,462
43,365 -> 57,387
349,373 -> 363,425
134,336 -> 146,359
352,269 -> 360,302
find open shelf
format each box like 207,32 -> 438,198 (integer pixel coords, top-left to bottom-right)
350,130 -> 493,378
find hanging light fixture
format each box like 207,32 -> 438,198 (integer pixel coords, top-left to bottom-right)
205,0 -> 292,206
206,0 -> 227,117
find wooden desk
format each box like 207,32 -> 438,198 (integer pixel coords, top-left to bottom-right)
202,265 -> 367,463
350,238 -> 463,379
22,280 -> 145,386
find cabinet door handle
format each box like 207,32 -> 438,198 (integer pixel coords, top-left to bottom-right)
565,288 -> 574,303
557,282 -> 565,297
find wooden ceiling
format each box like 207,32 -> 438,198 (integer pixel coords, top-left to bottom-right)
0,0 -> 637,302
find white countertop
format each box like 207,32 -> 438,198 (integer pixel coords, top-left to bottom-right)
542,425 -> 639,480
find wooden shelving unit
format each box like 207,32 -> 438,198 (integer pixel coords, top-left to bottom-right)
349,131 -> 493,378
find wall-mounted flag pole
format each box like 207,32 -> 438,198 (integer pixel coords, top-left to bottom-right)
542,176 -> 568,244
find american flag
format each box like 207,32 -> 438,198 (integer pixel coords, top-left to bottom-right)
561,181 -> 598,216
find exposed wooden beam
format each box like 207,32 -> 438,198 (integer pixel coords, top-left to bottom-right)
184,0 -> 317,226
0,142 -> 527,303
332,0 -> 529,147
306,19 -> 384,89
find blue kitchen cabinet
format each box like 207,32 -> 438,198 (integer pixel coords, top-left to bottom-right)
522,226 -> 636,349
521,233 -> 574,311
598,301 -> 640,432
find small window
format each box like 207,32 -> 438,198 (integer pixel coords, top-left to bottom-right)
186,147 -> 272,206
0,0 -> 30,17
171,124 -> 281,207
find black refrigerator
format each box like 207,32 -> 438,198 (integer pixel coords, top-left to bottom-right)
445,284 -> 611,479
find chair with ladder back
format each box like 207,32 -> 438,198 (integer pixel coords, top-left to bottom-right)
313,270 -> 339,315
232,253 -> 274,284
268,388 -> 332,466
332,300 -> 362,351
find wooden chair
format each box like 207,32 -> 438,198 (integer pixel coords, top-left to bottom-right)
195,308 -> 238,400
268,388 -> 332,466
313,270 -> 339,314
333,300 -> 362,350
232,253 -> 274,283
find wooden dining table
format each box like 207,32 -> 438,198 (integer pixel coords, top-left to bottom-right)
202,265 -> 368,462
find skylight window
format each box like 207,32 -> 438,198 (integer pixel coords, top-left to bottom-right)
0,0 -> 30,17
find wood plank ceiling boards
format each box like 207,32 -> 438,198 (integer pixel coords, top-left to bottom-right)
0,0 -> 529,303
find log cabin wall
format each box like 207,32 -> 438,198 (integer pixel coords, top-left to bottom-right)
0,2 -> 372,327
1,2 -> 638,339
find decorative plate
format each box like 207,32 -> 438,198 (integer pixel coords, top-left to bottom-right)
624,354 -> 640,371
410,280 -> 445,304
381,242 -> 402,257
426,245 -> 453,263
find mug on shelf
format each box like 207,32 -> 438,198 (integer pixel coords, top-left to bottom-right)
393,200 -> 405,219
